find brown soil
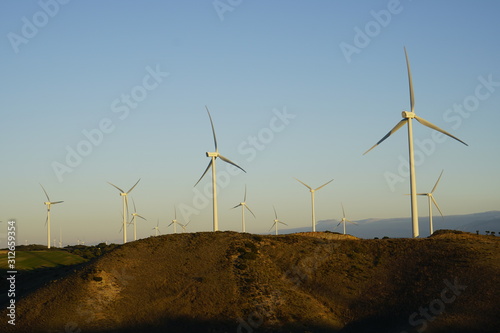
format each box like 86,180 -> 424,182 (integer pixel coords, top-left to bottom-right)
1,230 -> 498,332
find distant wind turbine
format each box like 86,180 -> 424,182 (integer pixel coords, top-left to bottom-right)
153,219 -> 161,236
168,206 -> 182,233
180,221 -> 191,233
336,203 -> 357,235
40,184 -> 63,249
363,47 -> 467,238
108,179 -> 141,244
269,206 -> 287,235
295,178 -> 334,232
417,170 -> 445,235
195,106 -> 246,231
232,185 -> 256,232
130,198 -> 147,241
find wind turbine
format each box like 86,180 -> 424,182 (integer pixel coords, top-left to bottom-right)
269,206 -> 287,235
336,203 -> 357,235
417,170 -> 444,235
195,106 -> 246,231
153,219 -> 161,236
232,185 -> 256,232
295,178 -> 334,232
363,47 -> 467,238
130,198 -> 147,241
180,221 -> 191,233
108,179 -> 141,244
40,184 -> 63,249
168,206 -> 182,233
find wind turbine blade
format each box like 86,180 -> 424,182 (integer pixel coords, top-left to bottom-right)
414,116 -> 468,146
45,214 -> 48,226
273,205 -> 278,219
205,106 -> 218,151
218,155 -> 246,173
347,220 -> 358,225
245,205 -> 256,218
108,182 -> 125,193
168,222 -> 174,227
127,178 -> 141,194
341,203 -> 346,219
174,205 -> 177,220
363,119 -> 407,155
194,160 -> 213,187
294,178 -> 312,190
431,196 -> 444,218
404,47 -> 415,113
431,170 -> 444,194
132,198 -> 137,213
336,222 -> 342,227
232,204 -> 242,209
51,201 -> 64,204
269,222 -> 276,232
279,221 -> 288,226
40,184 -> 51,201
244,185 -> 247,202
315,179 -> 334,191
137,215 -> 147,221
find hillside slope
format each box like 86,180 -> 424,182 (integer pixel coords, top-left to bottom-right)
1,231 -> 499,333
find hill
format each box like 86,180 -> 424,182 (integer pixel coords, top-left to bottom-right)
0,231 -> 499,333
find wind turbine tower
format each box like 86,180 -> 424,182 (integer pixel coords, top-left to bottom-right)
232,185 -> 256,232
269,206 -> 287,235
364,48 -> 467,238
130,198 -> 147,241
40,184 -> 64,249
195,106 -> 246,231
295,178 -> 334,232
418,170 -> 445,235
108,179 -> 141,244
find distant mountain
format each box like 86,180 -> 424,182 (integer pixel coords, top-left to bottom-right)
282,211 -> 500,238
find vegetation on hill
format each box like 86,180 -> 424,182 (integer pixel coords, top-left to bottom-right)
0,231 -> 498,333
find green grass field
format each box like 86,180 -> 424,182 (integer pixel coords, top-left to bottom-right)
0,250 -> 87,270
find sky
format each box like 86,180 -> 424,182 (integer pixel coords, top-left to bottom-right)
1,0 -> 499,245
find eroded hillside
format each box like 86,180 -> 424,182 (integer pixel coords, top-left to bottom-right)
1,231 -> 499,333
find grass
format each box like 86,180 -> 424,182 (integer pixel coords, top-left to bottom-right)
0,250 -> 87,271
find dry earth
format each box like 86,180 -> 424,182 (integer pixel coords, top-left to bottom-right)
0,230 -> 499,332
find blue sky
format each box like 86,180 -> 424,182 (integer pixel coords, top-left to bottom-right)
1,1 -> 499,245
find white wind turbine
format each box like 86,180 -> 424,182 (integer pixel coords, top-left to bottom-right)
195,106 -> 246,231
153,219 -> 161,236
108,179 -> 141,244
232,185 -> 256,232
40,184 -> 64,249
363,47 -> 467,238
180,221 -> 191,233
336,203 -> 357,235
269,206 -> 287,235
417,170 -> 445,235
130,198 -> 147,241
168,206 -> 182,233
295,178 -> 334,232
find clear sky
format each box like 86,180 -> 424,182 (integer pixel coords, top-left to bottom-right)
1,0 -> 499,245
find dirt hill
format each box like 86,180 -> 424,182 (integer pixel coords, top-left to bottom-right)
1,231 -> 499,333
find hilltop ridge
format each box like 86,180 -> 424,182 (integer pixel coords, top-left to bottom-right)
1,231 -> 499,332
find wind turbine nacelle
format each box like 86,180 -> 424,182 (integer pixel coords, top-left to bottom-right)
402,111 -> 416,119
207,152 -> 219,157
